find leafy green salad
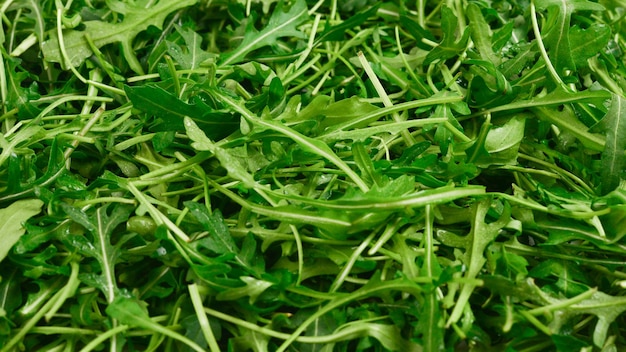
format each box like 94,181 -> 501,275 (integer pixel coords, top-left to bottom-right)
1,0 -> 626,351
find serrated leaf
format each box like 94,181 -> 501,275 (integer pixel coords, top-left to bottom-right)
184,117 -> 257,187
424,6 -> 470,66
167,25 -> 214,70
467,3 -> 500,65
62,204 -> 133,302
541,289 -> 626,348
42,0 -> 197,70
446,199 -> 511,326
3,55 -> 41,119
593,94 -> 626,194
0,199 -> 44,263
125,84 -> 238,138
186,203 -> 238,255
220,0 -> 308,66
534,0 -> 605,73
106,296 -> 205,351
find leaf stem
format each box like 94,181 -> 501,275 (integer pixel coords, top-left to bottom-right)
214,90 -> 370,192
78,325 -> 130,352
529,0 -> 567,89
188,284 -> 221,352
357,51 -> 416,146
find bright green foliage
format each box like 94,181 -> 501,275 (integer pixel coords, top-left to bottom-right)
2,0 -> 626,351
219,0 -> 309,66
42,0 -> 197,72
0,199 -> 43,262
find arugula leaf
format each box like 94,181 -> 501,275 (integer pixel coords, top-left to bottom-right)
445,198 -> 511,326
0,199 -> 43,263
42,0 -> 197,71
475,115 -> 526,167
167,25 -> 214,70
219,0 -> 308,66
2,55 -> 41,119
399,14 -> 437,51
533,288 -> 626,348
61,203 -> 133,302
424,6 -> 470,65
7,1 -> 626,351
467,3 -> 500,65
315,4 -> 379,44
125,84 -> 238,137
534,0 -> 605,73
106,295 -> 205,352
569,24 -> 611,68
592,94 -> 626,194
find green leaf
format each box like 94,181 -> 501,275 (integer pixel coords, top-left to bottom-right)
543,289 -> 626,347
220,0 -> 308,66
569,24 -> 611,68
42,0 -> 197,71
212,90 -> 370,192
0,199 -> 44,263
476,115 -> 526,167
467,3 -> 500,65
167,25 -> 214,70
61,204 -> 133,302
184,117 -> 257,187
399,15 -> 437,51
3,55 -> 41,119
431,103 -> 463,155
424,6 -> 470,66
534,0 -> 605,73
528,259 -> 588,296
500,42 -> 537,79
552,334 -> 590,351
106,296 -> 205,352
215,276 -> 273,303
229,329 -> 271,352
315,4 -> 379,43
592,94 -> 626,194
318,96 -> 380,131
186,203 -> 238,256
446,198 -> 511,326
466,59 -> 515,109
352,142 -> 383,187
125,84 -> 238,137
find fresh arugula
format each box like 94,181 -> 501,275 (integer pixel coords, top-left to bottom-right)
2,0 -> 626,351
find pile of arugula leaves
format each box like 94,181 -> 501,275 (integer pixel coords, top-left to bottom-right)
1,0 -> 626,350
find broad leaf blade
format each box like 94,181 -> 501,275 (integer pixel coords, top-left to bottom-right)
594,95 -> 626,194
0,199 -> 44,262
125,84 -> 238,137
